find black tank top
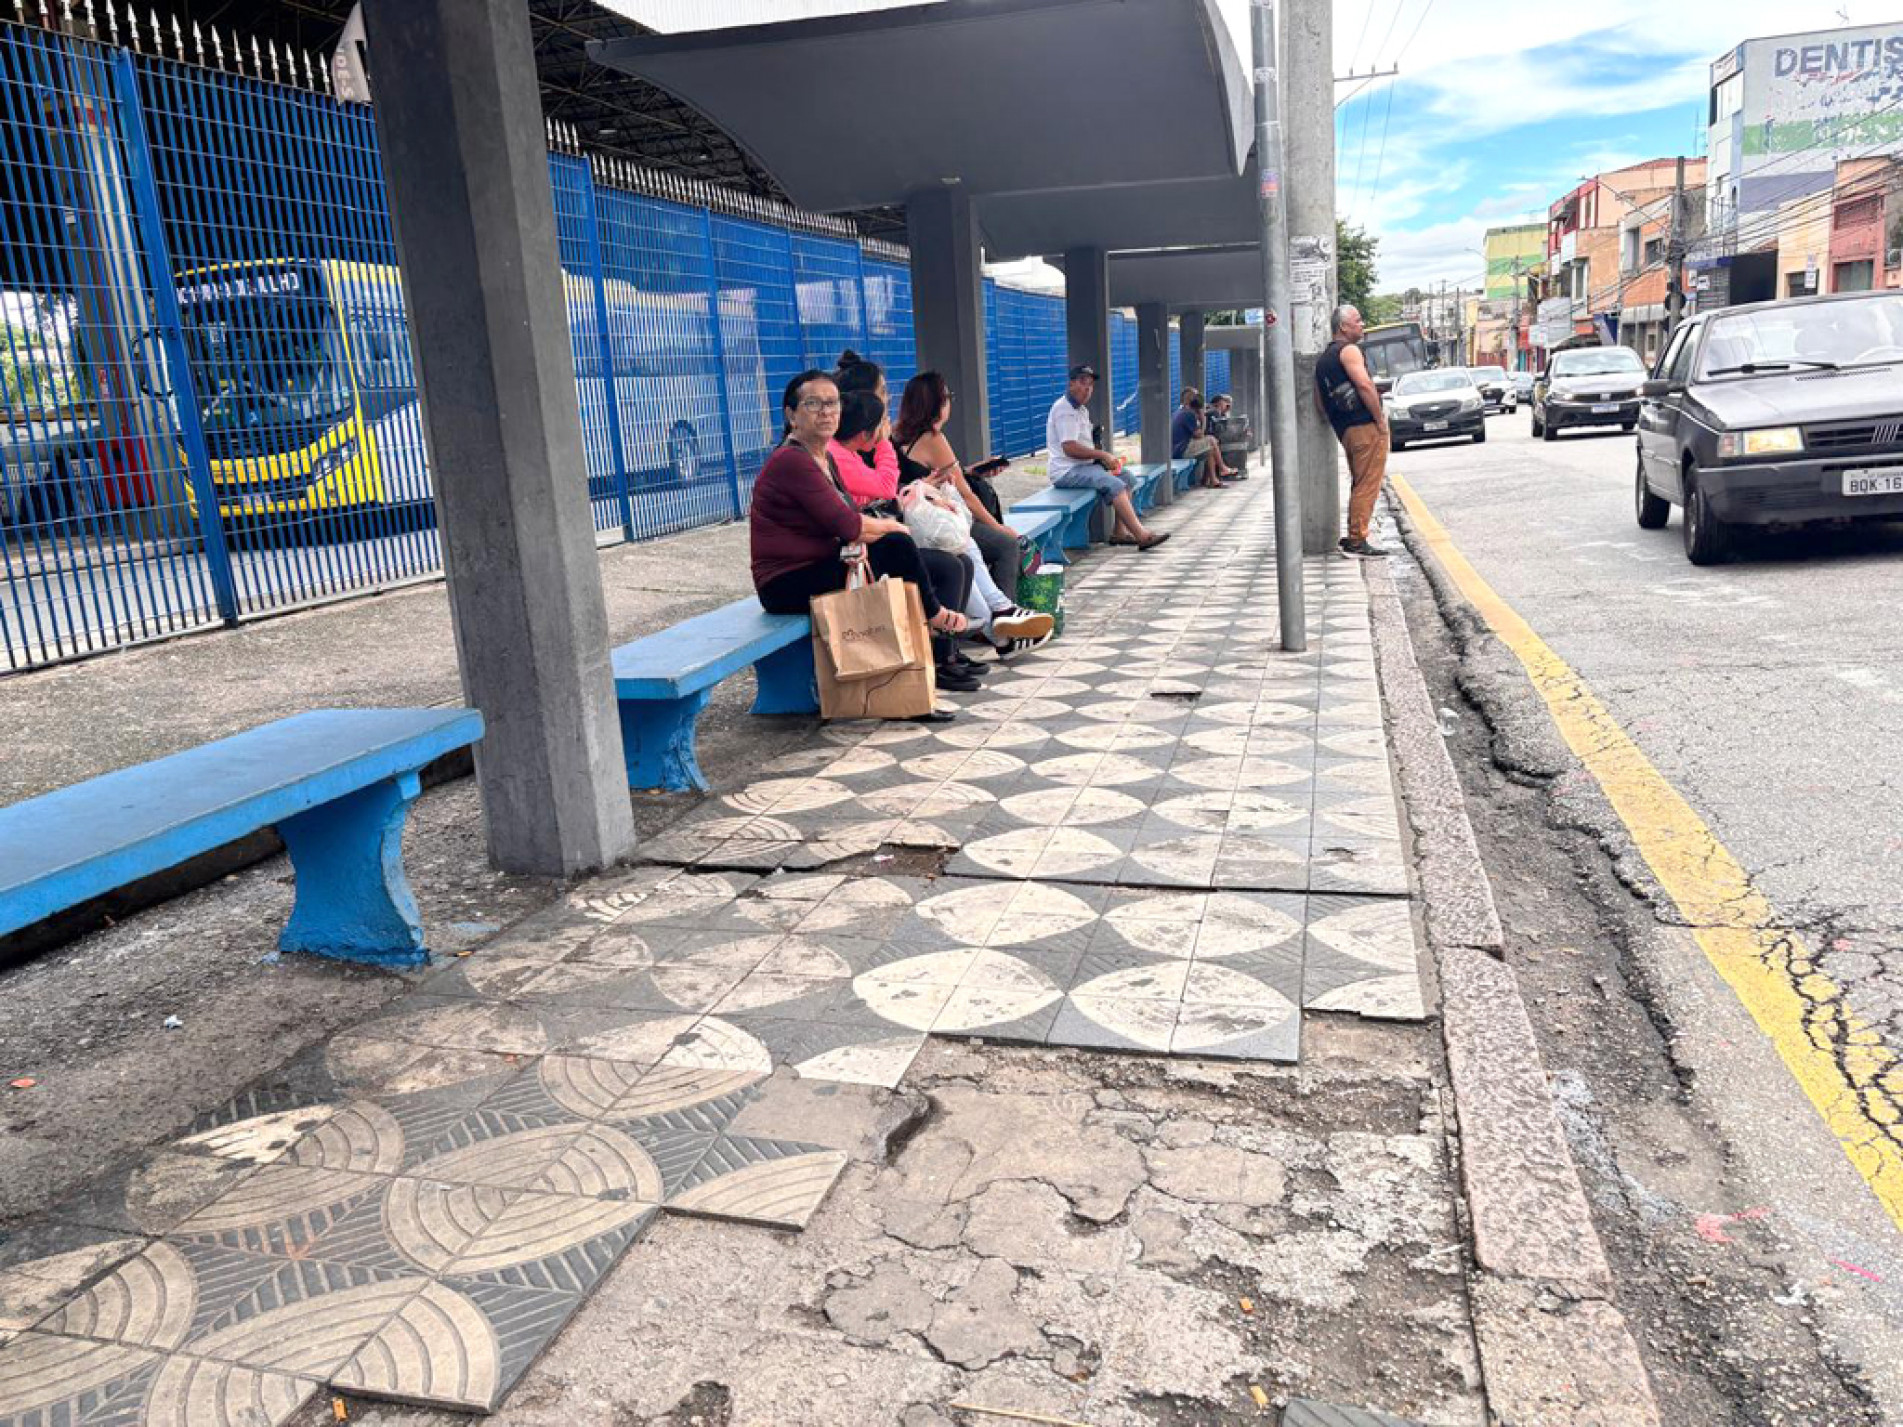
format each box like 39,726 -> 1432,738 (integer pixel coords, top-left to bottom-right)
895,436 -> 932,487
1316,339 -> 1375,436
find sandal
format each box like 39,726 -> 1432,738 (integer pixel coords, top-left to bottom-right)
928,608 -> 969,635
1136,532 -> 1172,552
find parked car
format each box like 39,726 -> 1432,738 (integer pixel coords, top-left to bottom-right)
1634,290 -> 1903,564
1510,371 -> 1535,404
1530,345 -> 1647,439
1384,369 -> 1486,451
1467,365 -> 1513,412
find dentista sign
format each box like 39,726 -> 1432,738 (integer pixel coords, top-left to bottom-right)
1771,33 -> 1903,79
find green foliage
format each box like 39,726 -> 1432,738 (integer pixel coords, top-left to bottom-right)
1,322 -> 78,414
1364,293 -> 1405,326
1336,220 -> 1379,315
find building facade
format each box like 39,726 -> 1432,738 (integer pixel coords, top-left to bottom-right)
1474,222 -> 1544,370
1699,20 -> 1903,306
1547,158 -> 1706,365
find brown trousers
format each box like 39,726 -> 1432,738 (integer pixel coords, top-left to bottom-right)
1339,422 -> 1390,542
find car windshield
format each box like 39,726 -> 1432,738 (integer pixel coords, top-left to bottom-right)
1393,371 -> 1470,395
1472,367 -> 1506,381
1696,294 -> 1903,378
1551,349 -> 1645,378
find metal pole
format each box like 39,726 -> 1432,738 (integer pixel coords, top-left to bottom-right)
1666,154 -> 1687,336
1253,0 -> 1306,653
1287,0 -> 1338,554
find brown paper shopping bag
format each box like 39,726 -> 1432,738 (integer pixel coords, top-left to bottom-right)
809,558 -> 912,682
815,581 -> 937,720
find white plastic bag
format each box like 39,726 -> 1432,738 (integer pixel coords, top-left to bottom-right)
898,480 -> 972,553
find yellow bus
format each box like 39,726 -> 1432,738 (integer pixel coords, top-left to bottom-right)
159,258 -> 769,523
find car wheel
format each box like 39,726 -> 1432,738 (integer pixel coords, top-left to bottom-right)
1473,427 -> 1487,445
1635,455 -> 1668,530
1621,421 -> 1636,433
1530,409 -> 1543,438
1391,440 -> 1405,452
667,422 -> 700,486
1541,417 -> 1558,441
1681,466 -> 1732,565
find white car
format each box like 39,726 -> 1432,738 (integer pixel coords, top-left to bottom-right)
1384,369 -> 1487,451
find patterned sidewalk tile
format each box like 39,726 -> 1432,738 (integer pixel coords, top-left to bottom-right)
0,513 -> 1432,1421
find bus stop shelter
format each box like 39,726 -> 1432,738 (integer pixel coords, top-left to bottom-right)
359,0 -> 1263,874
587,0 -> 1257,455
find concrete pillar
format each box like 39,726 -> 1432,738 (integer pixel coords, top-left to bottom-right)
1063,245 -> 1112,440
1179,310 -> 1206,400
906,186 -> 991,460
362,0 -> 634,876
1287,0 -> 1340,552
1136,303 -> 1171,499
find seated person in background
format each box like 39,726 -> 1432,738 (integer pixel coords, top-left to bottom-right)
829,389 -> 897,507
751,369 -> 982,698
1170,386 -> 1230,490
892,371 -> 1054,658
1045,364 -> 1167,551
1207,393 -> 1248,478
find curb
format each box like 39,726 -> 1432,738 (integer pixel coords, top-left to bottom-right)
1363,545 -> 1663,1427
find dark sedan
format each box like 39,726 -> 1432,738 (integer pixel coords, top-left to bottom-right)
1384,369 -> 1486,450
1634,290 -> 1903,564
1531,345 -> 1648,439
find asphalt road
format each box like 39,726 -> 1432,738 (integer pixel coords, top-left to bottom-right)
1390,412 -> 1903,1419
1395,412 -> 1903,1047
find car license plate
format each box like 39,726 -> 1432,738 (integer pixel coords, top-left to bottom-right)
1423,420 -> 1448,432
1843,467 -> 1903,497
1591,403 -> 1618,414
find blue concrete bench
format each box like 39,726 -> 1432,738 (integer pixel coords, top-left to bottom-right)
1125,464 -> 1166,515
614,598 -> 817,793
0,708 -> 483,966
1170,457 -> 1197,494
1014,484 -> 1102,550
1008,506 -> 1068,567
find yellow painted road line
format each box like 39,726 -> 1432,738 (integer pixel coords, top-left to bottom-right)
1389,472 -> 1903,1229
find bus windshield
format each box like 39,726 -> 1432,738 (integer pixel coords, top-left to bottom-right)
178,291 -> 353,460
1362,326 -> 1428,386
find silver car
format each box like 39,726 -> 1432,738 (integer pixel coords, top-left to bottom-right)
1531,346 -> 1647,439
1385,369 -> 1486,451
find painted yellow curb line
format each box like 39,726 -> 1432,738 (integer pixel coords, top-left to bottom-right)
1388,472 -> 1903,1229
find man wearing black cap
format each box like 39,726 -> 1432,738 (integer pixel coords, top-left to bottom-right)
1044,365 -> 1168,551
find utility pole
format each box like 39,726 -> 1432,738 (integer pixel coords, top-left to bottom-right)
1287,0 -> 1337,554
1666,154 -> 1688,336
1253,0 -> 1306,653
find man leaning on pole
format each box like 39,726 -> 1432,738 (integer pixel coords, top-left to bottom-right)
1313,304 -> 1390,558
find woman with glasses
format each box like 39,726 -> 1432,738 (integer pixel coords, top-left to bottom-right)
750,369 -> 980,702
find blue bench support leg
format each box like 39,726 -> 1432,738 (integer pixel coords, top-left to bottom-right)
1036,534 -> 1069,567
1088,499 -> 1111,544
751,638 -> 819,716
621,690 -> 712,793
277,770 -> 428,966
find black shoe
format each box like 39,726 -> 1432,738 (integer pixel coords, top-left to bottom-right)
949,652 -> 989,675
1338,537 -> 1390,558
935,665 -> 983,692
908,708 -> 957,724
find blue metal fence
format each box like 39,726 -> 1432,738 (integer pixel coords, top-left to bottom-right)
0,16 -> 1166,674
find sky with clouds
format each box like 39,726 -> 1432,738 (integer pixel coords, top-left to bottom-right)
611,0 -> 1886,297
1287,0 -> 1885,294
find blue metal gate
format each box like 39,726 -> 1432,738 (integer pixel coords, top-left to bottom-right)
0,13 -> 1128,675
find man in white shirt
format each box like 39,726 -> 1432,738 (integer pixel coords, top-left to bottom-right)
1044,365 -> 1168,551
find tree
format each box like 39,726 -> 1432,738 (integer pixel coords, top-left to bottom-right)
1336,220 -> 1379,316
1364,293 -> 1404,326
